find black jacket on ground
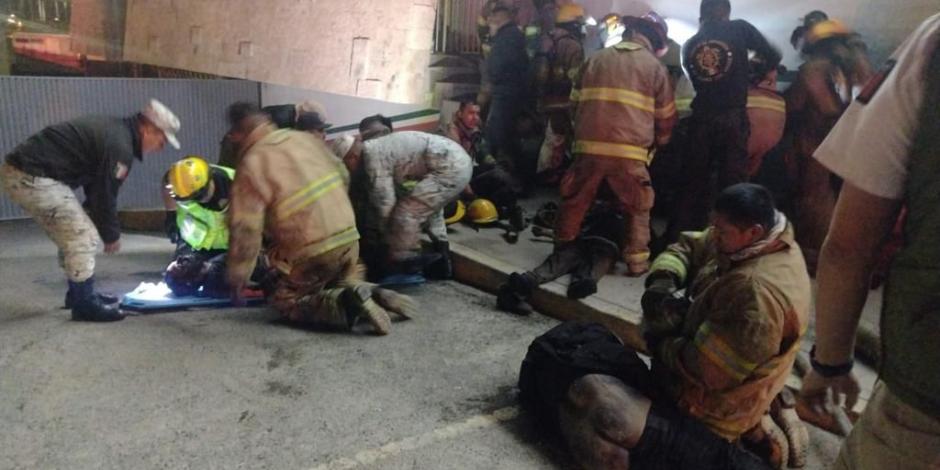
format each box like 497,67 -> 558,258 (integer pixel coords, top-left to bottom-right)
683,19 -> 780,113
5,115 -> 143,243
487,23 -> 530,96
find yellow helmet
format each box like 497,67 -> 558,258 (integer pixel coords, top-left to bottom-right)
444,200 -> 467,225
168,156 -> 210,199
804,19 -> 851,47
468,198 -> 499,224
556,3 -> 585,24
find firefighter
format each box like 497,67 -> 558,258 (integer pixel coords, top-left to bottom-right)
666,0 -> 780,240
555,14 -> 677,276
484,4 -> 529,174
557,183 -> 810,469
801,14 -> 940,468
162,156 -> 238,297
0,99 -> 180,322
533,3 -> 586,182
746,62 -> 786,177
497,200 -> 624,315
784,19 -> 873,273
224,102 -> 412,335
332,131 -> 472,280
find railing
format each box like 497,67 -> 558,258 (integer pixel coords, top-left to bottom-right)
434,0 -> 535,55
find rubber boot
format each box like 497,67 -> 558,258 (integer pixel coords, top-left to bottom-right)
69,277 -> 125,322
424,241 -> 453,280
343,284 -> 392,335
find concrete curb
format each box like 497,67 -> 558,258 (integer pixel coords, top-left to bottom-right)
450,242 -> 646,352
112,209 -> 882,365
451,240 -> 882,366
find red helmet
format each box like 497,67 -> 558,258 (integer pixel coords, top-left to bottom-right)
622,12 -> 668,54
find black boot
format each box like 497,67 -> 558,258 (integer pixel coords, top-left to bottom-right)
567,278 -> 597,300
424,241 -> 453,280
507,272 -> 538,298
389,253 -> 442,276
63,289 -> 119,309
69,277 -> 125,322
496,283 -> 533,316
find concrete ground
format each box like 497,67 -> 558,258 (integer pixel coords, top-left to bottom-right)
2,220 -> 848,469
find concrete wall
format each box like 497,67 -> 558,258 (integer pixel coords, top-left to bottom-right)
121,0 -> 437,105
70,0 -> 126,61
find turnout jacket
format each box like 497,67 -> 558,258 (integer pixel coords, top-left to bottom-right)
226,125 -> 358,287
648,224 -> 810,440
571,40 -> 677,163
5,115 -> 142,243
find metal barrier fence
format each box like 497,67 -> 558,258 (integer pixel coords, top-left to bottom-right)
0,76 -> 258,219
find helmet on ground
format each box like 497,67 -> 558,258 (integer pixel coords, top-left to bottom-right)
622,13 -> 668,55
804,19 -> 851,47
168,156 -> 210,200
556,3 -> 585,24
444,200 -> 467,225
468,198 -> 499,224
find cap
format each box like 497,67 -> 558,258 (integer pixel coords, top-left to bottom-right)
142,99 -> 181,149
295,111 -> 332,132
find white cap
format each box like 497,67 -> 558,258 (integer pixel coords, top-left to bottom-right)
141,99 -> 181,149
330,134 -> 356,161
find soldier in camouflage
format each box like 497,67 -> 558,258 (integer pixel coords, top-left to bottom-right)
0,99 -> 181,322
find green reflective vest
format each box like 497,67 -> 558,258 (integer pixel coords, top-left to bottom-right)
880,45 -> 940,418
176,165 -> 235,251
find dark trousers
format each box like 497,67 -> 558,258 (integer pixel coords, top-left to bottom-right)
485,92 -> 525,172
667,108 -> 751,240
529,240 -> 616,286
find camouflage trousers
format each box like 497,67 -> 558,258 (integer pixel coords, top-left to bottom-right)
0,162 -> 99,282
387,162 -> 472,261
270,242 -> 363,327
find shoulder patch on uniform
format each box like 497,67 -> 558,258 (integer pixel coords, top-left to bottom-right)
857,59 -> 897,104
115,162 -> 129,180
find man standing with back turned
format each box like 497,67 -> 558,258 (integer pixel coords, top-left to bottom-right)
667,0 -> 780,239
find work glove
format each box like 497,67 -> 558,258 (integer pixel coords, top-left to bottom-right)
641,273 -> 678,319
164,211 -> 179,244
641,272 -> 682,350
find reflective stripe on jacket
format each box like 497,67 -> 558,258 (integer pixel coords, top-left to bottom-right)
227,126 -> 358,286
571,41 -> 677,163
648,224 -> 810,440
176,165 -> 235,251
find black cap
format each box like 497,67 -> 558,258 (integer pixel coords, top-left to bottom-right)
295,111 -> 332,132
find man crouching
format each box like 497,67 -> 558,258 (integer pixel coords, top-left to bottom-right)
559,183 -> 810,469
223,102 -> 413,335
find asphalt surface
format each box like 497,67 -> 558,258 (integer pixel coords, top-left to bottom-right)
0,224 -> 575,470
0,222 -> 845,469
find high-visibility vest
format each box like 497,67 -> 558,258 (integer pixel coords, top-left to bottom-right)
176,165 -> 235,251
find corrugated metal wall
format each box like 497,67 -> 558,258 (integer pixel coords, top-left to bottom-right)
0,77 -> 259,220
